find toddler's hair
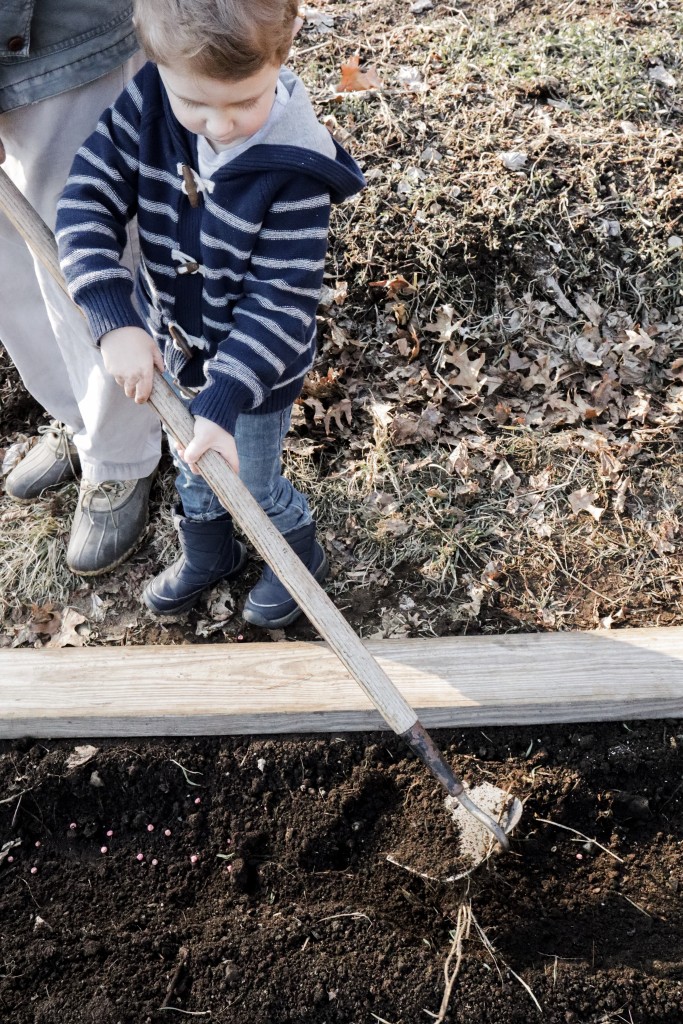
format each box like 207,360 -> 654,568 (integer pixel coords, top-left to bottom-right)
133,0 -> 301,79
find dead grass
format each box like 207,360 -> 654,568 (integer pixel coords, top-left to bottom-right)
0,0 -> 681,645
0,496 -> 75,616
305,1 -> 683,314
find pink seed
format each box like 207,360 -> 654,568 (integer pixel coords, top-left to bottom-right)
151,859 -> 158,866
34,841 -> 41,848
164,829 -> 172,837
136,853 -> 144,862
147,824 -> 155,832
69,823 -> 77,830
194,797 -> 201,805
576,853 -> 583,860
226,864 -> 232,872
100,846 -> 108,854
7,856 -> 13,863
106,830 -> 114,837
189,854 -> 198,864
30,867 -> 38,874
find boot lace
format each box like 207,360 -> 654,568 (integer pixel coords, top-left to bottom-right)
39,421 -> 78,473
79,479 -> 129,521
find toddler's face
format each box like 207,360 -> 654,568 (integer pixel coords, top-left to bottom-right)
158,62 -> 281,151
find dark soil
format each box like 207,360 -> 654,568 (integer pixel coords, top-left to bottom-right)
1,721 -> 682,1024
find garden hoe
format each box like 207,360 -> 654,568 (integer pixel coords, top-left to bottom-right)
0,165 -> 523,876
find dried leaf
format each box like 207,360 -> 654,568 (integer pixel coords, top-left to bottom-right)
649,520 -> 677,555
369,274 -> 416,297
47,608 -> 89,648
500,151 -> 527,171
573,292 -> 606,323
425,303 -> 461,341
648,65 -> 676,89
206,584 -> 236,622
66,745 -> 99,770
319,280 -> 348,309
445,346 -> 487,394
324,398 -> 353,435
573,336 -> 603,367
446,440 -> 471,477
491,459 -> 520,491
397,66 -> 427,94
300,5 -> 335,32
568,487 -> 604,521
2,438 -> 30,475
391,408 -> 440,444
27,603 -> 62,637
337,55 -> 383,93
376,517 -> 411,538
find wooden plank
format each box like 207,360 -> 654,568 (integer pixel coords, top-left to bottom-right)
1,627 -> 682,737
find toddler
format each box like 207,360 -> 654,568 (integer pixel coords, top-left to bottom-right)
56,0 -> 365,627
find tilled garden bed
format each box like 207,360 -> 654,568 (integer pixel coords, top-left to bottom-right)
1,721 -> 681,1023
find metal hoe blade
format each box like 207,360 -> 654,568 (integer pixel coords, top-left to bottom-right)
446,783 -> 524,878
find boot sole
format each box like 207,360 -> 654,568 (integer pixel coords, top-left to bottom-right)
5,479 -> 78,503
68,528 -> 148,578
242,555 -> 329,630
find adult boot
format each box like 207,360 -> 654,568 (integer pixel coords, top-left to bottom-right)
5,421 -> 80,500
67,471 -> 156,576
242,521 -> 328,629
143,510 -> 247,615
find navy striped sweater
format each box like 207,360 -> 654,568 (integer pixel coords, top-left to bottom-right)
56,61 -> 365,434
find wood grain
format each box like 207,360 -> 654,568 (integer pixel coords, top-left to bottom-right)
2,627 -> 682,737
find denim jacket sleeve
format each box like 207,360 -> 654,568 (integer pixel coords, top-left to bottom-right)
0,0 -> 137,113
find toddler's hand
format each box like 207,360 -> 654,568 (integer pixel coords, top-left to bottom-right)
180,417 -> 239,475
100,326 -> 164,403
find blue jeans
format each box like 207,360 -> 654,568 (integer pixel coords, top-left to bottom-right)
166,393 -> 312,536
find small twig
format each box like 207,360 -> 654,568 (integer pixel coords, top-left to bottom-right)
535,817 -> 624,863
386,852 -> 480,884
157,1010 -> 210,1017
617,892 -> 652,918
161,946 -> 189,1009
0,789 -> 29,805
471,912 -> 542,1013
429,903 -> 471,1024
318,912 -> 373,924
19,877 -> 41,909
293,39 -> 334,57
168,760 -> 203,787
11,794 -> 23,828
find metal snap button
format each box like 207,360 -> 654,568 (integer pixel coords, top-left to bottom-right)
7,36 -> 25,52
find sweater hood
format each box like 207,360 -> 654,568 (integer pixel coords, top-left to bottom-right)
156,63 -> 365,204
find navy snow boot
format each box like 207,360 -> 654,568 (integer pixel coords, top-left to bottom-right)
242,521 -> 328,629
143,510 -> 247,615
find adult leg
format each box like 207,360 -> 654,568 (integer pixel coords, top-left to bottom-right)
0,57 -> 160,484
0,59 -> 162,574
